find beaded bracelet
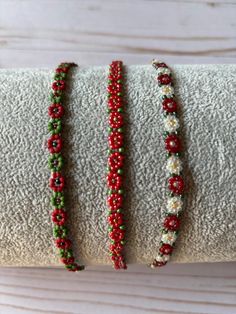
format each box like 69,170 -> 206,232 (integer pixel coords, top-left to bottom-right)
150,60 -> 185,268
47,62 -> 84,272
106,60 -> 127,270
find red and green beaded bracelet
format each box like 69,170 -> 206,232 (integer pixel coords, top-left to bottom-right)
150,60 -> 185,268
106,60 -> 127,270
47,62 -> 85,272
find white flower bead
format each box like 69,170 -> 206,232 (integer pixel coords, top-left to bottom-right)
166,155 -> 182,175
164,115 -> 180,133
161,85 -> 174,97
155,254 -> 170,262
155,253 -> 170,262
166,196 -> 183,214
161,231 -> 177,245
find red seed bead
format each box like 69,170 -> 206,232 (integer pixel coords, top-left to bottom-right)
165,134 -> 181,154
108,212 -> 123,228
56,67 -> 69,74
156,62 -> 168,68
47,134 -> 62,154
107,171 -> 122,190
162,98 -> 178,113
108,152 -> 124,171
152,260 -> 167,267
109,228 -> 125,242
164,215 -> 180,231
109,112 -> 123,129
109,242 -> 123,254
107,83 -> 122,95
61,257 -> 75,265
107,193 -> 123,211
48,103 -> 64,119
49,172 -> 65,192
168,175 -> 184,194
55,238 -> 71,250
108,96 -> 122,110
52,80 -> 65,91
108,74 -> 122,82
159,243 -> 173,255
109,131 -> 123,150
52,208 -> 67,226
158,74 -> 172,85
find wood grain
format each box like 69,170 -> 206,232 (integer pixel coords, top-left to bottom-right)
0,263 -> 236,314
0,1 -> 236,313
0,0 -> 236,67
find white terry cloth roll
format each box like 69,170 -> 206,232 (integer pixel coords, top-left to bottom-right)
0,64 -> 235,267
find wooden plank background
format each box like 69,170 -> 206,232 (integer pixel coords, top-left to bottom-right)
0,0 -> 236,313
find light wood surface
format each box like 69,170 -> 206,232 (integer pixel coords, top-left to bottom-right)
0,0 -> 236,313
0,0 -> 236,67
0,263 -> 236,314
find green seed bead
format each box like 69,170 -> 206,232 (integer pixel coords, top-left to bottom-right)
118,128 -> 123,133
117,92 -> 122,96
48,153 -> 64,172
118,147 -> 124,153
117,108 -> 123,113
51,191 -> 65,208
118,189 -> 123,194
117,169 -> 123,175
120,225 -> 125,230
108,226 -> 113,232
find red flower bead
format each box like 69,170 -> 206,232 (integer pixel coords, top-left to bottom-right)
159,243 -> 173,255
108,212 -> 123,228
107,193 -> 123,211
49,172 -> 65,192
164,215 -> 180,231
47,134 -> 62,154
110,242 -> 123,254
152,260 -> 167,267
158,74 -> 172,85
52,80 -> 66,91
109,228 -> 125,242
61,257 -> 75,265
165,134 -> 181,154
162,98 -> 178,113
109,112 -> 123,129
109,131 -> 123,150
107,172 -> 122,190
66,263 -> 83,272
155,62 -> 168,68
108,152 -> 124,171
108,96 -> 122,110
55,238 -> 71,249
111,60 -> 122,66
48,103 -> 64,119
108,74 -> 122,82
52,208 -> 67,226
168,175 -> 184,194
56,67 -> 69,74
107,83 -> 122,95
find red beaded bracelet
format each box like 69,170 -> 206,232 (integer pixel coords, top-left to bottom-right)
47,62 -> 85,272
150,60 -> 185,268
106,60 -> 127,270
